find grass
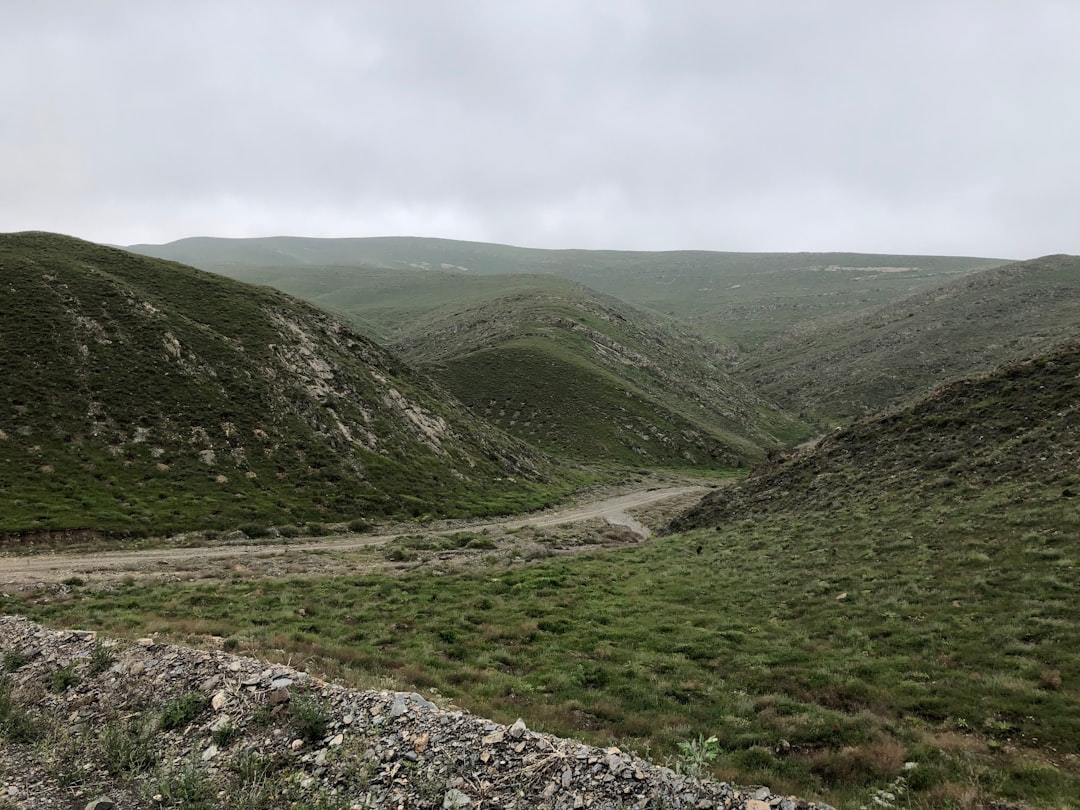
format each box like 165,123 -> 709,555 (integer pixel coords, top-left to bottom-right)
159,691 -> 209,731
393,285 -> 808,467
0,232 -> 576,538
130,234 -> 1005,350
736,254 -> 1080,420
9,473 -> 1077,807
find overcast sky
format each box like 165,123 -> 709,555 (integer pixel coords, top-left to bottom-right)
2,1 -> 1078,257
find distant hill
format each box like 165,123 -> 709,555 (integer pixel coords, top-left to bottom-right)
129,236 -> 1006,350
390,282 -> 809,468
673,341 -> 1080,530
0,233 -> 561,538
736,254 -> 1080,419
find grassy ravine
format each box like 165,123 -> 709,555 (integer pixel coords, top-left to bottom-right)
9,481 -> 1078,808
394,286 -> 809,468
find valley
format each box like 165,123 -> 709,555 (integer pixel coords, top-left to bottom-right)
2,231 -> 1078,809
0,484 -> 705,585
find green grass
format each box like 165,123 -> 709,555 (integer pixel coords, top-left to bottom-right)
10,476 -> 1077,807
737,254 -> 1080,420
0,232 -> 577,537
129,235 -> 1006,350
11,345 -> 1080,807
393,285 -> 808,467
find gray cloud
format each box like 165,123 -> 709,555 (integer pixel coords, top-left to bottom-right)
2,0 -> 1078,256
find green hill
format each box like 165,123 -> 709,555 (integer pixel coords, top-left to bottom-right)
129,236 -> 1006,350
661,343 -> 1080,805
390,283 -> 809,468
0,233 -> 564,539
736,254 -> 1080,420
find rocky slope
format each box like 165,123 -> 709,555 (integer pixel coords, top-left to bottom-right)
0,616 -> 831,809
0,233 -> 557,539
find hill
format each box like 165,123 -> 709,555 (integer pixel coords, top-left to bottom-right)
0,232 -> 562,538
390,282 -> 809,468
676,340 -> 1080,528
128,236 -> 1006,350
660,343 -> 1080,805
735,254 -> 1080,420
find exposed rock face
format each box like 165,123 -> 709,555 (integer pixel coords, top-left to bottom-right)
0,617 -> 833,809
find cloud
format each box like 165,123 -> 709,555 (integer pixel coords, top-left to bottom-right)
2,0 -> 1078,256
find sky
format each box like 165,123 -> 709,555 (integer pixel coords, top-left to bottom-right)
2,1 -> 1078,257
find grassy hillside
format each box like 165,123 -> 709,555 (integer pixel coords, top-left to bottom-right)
391,284 -> 809,468
663,343 -> 1080,804
0,232 -> 567,538
129,236 -> 1006,349
12,345 -> 1080,807
736,254 -> 1080,420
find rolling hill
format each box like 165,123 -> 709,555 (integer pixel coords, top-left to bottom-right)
129,236 -> 1007,350
675,340 -> 1080,529
389,281 -> 809,468
735,254 -> 1080,420
0,232 -> 563,538
662,342 -> 1080,805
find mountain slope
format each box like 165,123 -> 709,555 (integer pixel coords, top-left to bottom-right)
391,283 -> 809,468
129,236 -> 1006,349
736,254 -> 1080,420
676,341 -> 1080,528
660,344 -> 1080,805
0,233 -> 559,538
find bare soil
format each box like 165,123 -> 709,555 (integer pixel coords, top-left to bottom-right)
0,486 -> 707,587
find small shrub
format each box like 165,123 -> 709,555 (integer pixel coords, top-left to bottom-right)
211,721 -> 240,748
347,518 -> 370,532
238,522 -> 270,538
2,650 -> 28,673
88,641 -> 115,675
101,714 -> 157,775
47,663 -> 80,693
0,677 -> 40,743
290,695 -> 329,742
232,749 -> 284,786
160,691 -> 209,731
154,757 -> 215,808
223,637 -> 240,652
61,576 -> 85,587
306,522 -> 332,537
1039,669 -> 1063,690
676,734 -> 720,778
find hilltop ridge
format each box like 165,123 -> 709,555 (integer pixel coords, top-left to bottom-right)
736,254 -> 1080,419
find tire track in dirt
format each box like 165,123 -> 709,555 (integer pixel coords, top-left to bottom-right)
0,486 -> 706,585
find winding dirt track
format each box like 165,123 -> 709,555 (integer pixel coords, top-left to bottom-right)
0,486 -> 706,585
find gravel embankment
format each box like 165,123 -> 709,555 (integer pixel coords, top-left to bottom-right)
0,616 -> 835,809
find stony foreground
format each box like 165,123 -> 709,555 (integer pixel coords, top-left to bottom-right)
0,616 -> 833,809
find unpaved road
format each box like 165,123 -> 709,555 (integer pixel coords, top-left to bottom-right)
0,486 -> 706,585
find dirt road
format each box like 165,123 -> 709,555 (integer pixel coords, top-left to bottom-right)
0,486 -> 706,586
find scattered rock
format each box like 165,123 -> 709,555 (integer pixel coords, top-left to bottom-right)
0,615 -> 831,810
443,788 -> 473,809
